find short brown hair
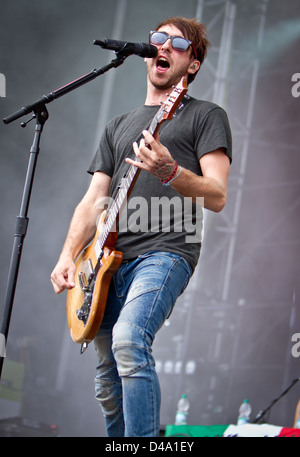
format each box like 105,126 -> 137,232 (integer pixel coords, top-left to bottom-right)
155,17 -> 211,84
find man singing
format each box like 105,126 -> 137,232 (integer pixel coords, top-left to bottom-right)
51,16 -> 232,437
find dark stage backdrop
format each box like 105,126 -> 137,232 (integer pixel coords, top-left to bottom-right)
0,0 -> 299,437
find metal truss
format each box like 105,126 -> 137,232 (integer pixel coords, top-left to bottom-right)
189,0 -> 269,302
155,0 -> 300,427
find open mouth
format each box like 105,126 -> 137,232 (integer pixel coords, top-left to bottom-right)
156,56 -> 170,72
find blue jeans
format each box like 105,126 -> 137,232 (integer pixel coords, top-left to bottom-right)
93,251 -> 192,437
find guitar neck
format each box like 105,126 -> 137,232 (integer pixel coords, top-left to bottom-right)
97,115 -> 163,249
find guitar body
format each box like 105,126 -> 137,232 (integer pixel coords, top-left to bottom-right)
66,214 -> 123,344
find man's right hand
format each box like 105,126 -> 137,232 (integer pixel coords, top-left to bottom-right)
50,171 -> 112,295
50,256 -> 76,294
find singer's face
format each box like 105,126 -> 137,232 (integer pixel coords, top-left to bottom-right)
146,24 -> 195,91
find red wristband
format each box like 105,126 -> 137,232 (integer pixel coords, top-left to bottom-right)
160,161 -> 178,184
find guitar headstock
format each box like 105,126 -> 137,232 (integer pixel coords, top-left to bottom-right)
158,75 -> 188,122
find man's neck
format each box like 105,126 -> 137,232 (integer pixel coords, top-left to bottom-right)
144,82 -> 173,106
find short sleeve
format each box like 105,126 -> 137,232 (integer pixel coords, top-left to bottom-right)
87,123 -> 115,176
195,107 -> 232,163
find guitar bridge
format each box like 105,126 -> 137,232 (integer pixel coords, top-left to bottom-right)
76,290 -> 93,325
76,259 -> 96,325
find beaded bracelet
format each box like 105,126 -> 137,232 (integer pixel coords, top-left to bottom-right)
163,166 -> 182,186
160,160 -> 178,185
161,163 -> 182,186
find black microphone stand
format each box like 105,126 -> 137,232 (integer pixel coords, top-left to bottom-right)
253,377 -> 300,424
0,50 -> 129,379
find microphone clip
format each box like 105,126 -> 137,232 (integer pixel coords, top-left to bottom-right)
93,39 -> 157,58
93,39 -> 134,58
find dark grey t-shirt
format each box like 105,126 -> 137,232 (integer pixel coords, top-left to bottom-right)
88,96 -> 232,270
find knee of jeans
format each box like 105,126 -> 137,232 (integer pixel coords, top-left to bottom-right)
94,376 -> 122,417
112,321 -> 154,377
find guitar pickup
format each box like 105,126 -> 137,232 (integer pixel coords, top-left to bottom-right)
79,258 -> 94,292
79,272 -> 89,292
83,258 -> 94,282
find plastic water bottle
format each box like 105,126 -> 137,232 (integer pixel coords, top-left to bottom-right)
237,399 -> 251,425
294,400 -> 300,428
175,394 -> 190,425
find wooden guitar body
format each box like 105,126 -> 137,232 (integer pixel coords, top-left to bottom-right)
66,215 -> 122,345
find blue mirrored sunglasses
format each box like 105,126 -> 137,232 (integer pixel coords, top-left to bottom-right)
149,31 -> 197,58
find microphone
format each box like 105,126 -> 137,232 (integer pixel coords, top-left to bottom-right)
94,39 -> 158,58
